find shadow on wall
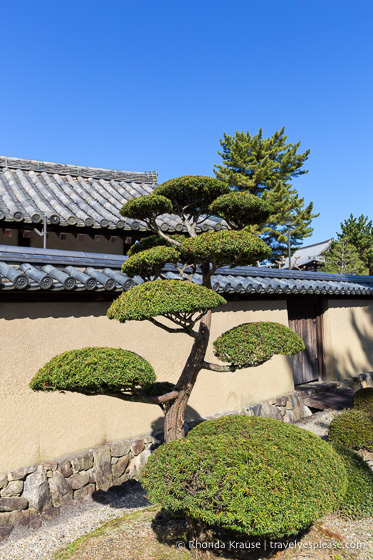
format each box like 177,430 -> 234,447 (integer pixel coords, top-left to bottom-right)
327,302 -> 373,380
0,300 -> 111,320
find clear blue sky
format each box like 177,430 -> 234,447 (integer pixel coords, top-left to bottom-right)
1,0 -> 372,245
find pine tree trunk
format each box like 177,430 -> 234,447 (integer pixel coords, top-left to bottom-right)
163,311 -> 211,442
185,516 -> 215,559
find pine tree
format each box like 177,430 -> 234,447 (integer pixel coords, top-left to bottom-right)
214,127 -> 319,263
338,214 -> 373,274
320,239 -> 367,275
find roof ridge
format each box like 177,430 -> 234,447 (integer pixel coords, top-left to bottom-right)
0,156 -> 157,183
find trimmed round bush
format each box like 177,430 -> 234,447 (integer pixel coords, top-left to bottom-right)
119,194 -> 172,221
107,279 -> 226,323
213,322 -> 305,367
180,230 -> 271,268
122,246 -> 180,279
127,234 -> 186,257
142,416 -> 346,538
328,409 -> 373,451
209,192 -> 271,228
332,443 -> 373,519
353,387 -> 373,416
30,347 -> 156,392
153,176 -> 230,215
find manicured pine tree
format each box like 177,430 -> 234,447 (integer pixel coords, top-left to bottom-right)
214,127 -> 318,263
320,239 -> 368,275
30,176 -> 304,442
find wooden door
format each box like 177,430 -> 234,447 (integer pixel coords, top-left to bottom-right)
287,299 -> 324,385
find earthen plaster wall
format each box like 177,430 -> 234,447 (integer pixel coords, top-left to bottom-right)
0,299 -> 293,472
323,299 -> 373,380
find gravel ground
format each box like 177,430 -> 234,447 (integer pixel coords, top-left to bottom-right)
0,481 -> 151,560
0,409 -> 372,560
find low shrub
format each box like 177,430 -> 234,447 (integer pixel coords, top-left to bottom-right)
328,409 -> 373,451
353,387 -> 373,416
141,416 -> 347,539
332,443 -> 373,519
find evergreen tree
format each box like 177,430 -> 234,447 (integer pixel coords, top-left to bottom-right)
30,177 -> 304,442
338,214 -> 373,275
214,127 -> 319,263
320,239 -> 367,275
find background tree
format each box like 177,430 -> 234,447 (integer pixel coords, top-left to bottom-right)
30,176 -> 304,442
337,214 -> 373,274
319,239 -> 367,275
213,127 -> 318,263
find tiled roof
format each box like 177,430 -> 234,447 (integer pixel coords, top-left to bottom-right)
1,245 -> 373,296
283,239 -> 334,269
0,157 -> 225,233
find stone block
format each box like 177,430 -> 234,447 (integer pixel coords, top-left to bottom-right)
23,466 -> 52,512
0,480 -> 23,498
74,484 -> 95,501
275,395 -> 288,407
7,465 -> 36,481
112,455 -> 130,480
0,511 -> 21,525
58,459 -> 73,478
48,471 -> 73,507
69,472 -> 89,490
18,509 -> 41,529
260,402 -> 282,421
0,474 -> 8,490
283,409 -> 296,423
0,497 -> 28,511
93,446 -> 112,491
131,439 -> 144,456
129,449 -> 151,481
42,461 -> 58,472
87,468 -> 95,483
42,507 -> 60,520
111,440 -> 130,457
0,525 -> 13,541
71,453 -> 94,473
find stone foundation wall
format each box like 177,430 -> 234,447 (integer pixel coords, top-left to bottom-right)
1,371 -> 372,542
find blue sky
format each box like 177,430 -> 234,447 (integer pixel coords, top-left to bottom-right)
1,0 -> 372,245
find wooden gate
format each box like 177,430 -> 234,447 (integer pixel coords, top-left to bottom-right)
287,299 -> 324,385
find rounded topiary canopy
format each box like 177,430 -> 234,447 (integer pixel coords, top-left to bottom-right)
127,234 -> 186,257
213,322 -> 305,367
141,415 -> 346,538
29,347 -> 156,392
332,443 -> 373,519
119,194 -> 172,221
328,409 -> 373,451
107,279 -> 226,323
353,388 -> 373,416
153,176 -> 230,215
209,191 -> 272,229
180,230 -> 271,268
122,246 -> 180,279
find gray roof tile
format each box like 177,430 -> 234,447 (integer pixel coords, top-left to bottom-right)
0,157 -> 225,233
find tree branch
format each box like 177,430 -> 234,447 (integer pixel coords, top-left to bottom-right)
202,361 -> 237,372
52,387 -> 180,406
148,317 -> 186,334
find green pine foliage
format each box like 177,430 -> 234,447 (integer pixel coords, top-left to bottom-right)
213,322 -> 305,367
180,230 -> 271,269
107,279 -> 226,323
338,214 -> 373,274
320,240 -> 368,275
213,128 -> 318,263
328,409 -> 373,451
208,191 -> 271,230
127,234 -> 186,257
119,194 -> 172,222
29,347 -> 156,392
153,176 -> 230,219
332,443 -> 373,519
141,416 -> 346,538
353,388 -> 373,417
122,246 -> 181,280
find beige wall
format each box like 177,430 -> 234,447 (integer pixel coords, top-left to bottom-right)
0,299 -> 293,472
323,299 -> 373,380
0,231 -> 124,255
